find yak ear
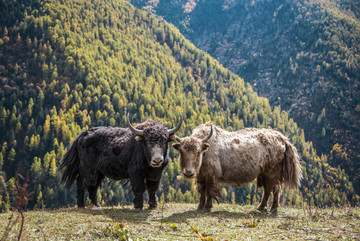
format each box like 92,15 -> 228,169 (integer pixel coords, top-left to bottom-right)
202,143 -> 210,152
135,136 -> 143,142
172,143 -> 181,150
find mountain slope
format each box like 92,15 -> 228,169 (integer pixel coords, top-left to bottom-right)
0,0 -> 358,210
333,0 -> 360,19
131,0 -> 360,192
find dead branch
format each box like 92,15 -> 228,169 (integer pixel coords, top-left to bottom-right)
1,210 -> 20,241
17,211 -> 25,241
2,171 -> 34,241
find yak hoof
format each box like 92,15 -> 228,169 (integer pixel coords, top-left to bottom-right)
203,208 -> 211,213
92,202 -> 100,207
257,207 -> 267,212
134,207 -> 143,211
269,209 -> 278,214
149,204 -> 157,209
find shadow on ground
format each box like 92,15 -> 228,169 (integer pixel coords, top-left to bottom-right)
162,208 -> 278,223
68,204 -> 279,224
73,206 -> 153,223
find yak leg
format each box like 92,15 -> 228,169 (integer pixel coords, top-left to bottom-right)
258,162 -> 283,212
88,186 -> 99,207
133,192 -> 144,210
204,192 -> 213,212
204,179 -> 216,212
258,186 -> 271,211
198,192 -> 206,211
76,176 -> 85,208
204,176 -> 220,212
146,179 -> 160,209
269,162 -> 283,213
197,180 -> 206,210
130,176 -> 145,210
270,185 -> 281,213
87,172 -> 104,207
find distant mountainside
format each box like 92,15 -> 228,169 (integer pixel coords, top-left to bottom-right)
131,0 -> 360,192
0,0 -> 358,210
334,0 -> 360,19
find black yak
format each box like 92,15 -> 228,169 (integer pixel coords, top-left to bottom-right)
60,114 -> 183,209
172,122 -> 302,213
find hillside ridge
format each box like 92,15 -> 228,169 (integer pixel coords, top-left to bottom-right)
0,0 -> 358,211
131,0 -> 360,192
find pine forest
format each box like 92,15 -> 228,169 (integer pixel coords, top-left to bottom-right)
0,0 -> 359,214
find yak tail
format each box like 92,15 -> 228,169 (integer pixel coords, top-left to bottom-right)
59,137 -> 80,189
282,140 -> 303,189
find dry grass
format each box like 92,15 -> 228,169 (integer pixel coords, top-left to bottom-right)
0,203 -> 359,240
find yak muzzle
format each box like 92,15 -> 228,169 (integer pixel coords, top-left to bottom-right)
150,145 -> 164,168
150,156 -> 164,168
183,169 -> 195,178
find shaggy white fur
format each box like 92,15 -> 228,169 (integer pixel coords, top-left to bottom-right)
173,122 -> 302,212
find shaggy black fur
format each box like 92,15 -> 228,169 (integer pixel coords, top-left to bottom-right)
59,120 -> 173,209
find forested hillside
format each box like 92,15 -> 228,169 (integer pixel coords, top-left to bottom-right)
334,0 -> 360,19
131,0 -> 360,193
0,0 -> 358,211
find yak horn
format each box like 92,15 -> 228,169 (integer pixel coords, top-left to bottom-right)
202,124 -> 213,143
127,113 -> 144,136
168,112 -> 183,135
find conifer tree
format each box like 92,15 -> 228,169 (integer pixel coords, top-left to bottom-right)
0,153 -> 3,170
6,178 -> 16,206
49,158 -> 56,177
231,192 -> 236,204
31,157 -> 42,174
7,148 -> 16,162
221,188 -> 227,203
35,184 -> 44,209
175,188 -> 184,203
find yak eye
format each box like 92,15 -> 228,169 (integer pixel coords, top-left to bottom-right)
197,151 -> 200,155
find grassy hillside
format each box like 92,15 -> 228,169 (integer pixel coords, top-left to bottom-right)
0,204 -> 360,240
0,0 -> 358,211
131,0 -> 360,192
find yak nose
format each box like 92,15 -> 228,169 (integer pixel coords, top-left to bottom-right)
153,157 -> 164,163
183,170 -> 195,178
151,157 -> 164,167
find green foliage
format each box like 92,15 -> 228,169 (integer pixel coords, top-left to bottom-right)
34,184 -> 45,209
6,178 -> 16,207
104,222 -> 133,241
132,0 -> 360,193
0,0 -> 357,210
0,174 -> 10,212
